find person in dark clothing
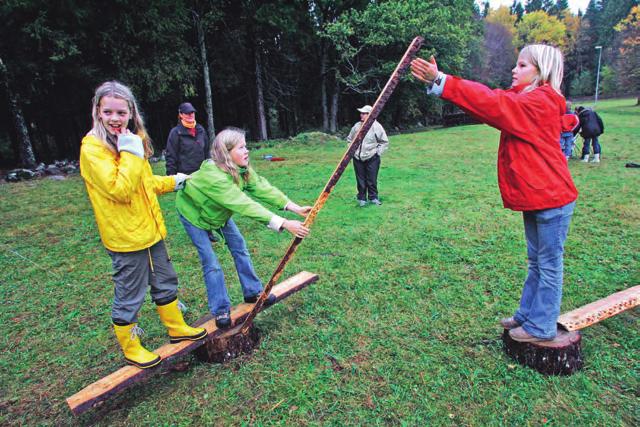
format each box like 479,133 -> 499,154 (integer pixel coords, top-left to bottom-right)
575,106 -> 604,163
165,102 -> 210,175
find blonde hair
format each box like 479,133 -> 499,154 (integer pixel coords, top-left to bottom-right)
211,127 -> 249,184
89,81 -> 154,158
519,44 -> 564,94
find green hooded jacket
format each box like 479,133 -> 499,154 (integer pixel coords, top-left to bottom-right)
175,160 -> 290,231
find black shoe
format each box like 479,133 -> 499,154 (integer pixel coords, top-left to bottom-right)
214,311 -> 231,329
244,293 -> 277,306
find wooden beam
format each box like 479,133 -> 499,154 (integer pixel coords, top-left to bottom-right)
66,271 -> 319,416
558,285 -> 640,331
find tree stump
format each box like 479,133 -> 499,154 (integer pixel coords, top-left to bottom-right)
502,329 -> 583,376
195,323 -> 261,363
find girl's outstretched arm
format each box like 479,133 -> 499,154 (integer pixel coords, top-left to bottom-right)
412,56 -> 563,144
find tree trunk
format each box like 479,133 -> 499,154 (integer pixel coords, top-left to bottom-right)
12,101 -> 35,168
321,44 -> 329,132
502,329 -> 583,376
193,10 -> 215,141
0,57 -> 36,168
329,78 -> 339,133
255,47 -> 268,141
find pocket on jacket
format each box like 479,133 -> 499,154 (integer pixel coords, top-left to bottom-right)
509,161 -> 547,190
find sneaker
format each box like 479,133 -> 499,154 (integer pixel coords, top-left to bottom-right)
244,293 -> 277,306
508,326 -> 552,343
215,311 -> 231,329
370,199 -> 382,206
500,317 -> 520,329
358,200 -> 367,207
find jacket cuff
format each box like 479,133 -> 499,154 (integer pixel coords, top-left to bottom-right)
425,72 -> 447,97
267,215 -> 286,232
283,201 -> 296,211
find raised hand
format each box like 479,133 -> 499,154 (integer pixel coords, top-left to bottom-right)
411,56 -> 439,85
116,131 -> 144,158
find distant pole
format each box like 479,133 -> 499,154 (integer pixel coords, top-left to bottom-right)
594,46 -> 602,105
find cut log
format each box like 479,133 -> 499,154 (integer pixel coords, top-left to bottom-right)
558,285 -> 640,331
194,322 -> 261,363
66,271 -> 318,416
502,329 -> 583,376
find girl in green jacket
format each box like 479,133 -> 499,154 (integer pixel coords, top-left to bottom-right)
176,127 -> 310,328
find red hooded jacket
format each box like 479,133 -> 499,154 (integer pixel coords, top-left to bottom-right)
441,76 -> 578,211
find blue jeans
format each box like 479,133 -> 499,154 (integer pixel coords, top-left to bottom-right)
559,132 -> 574,158
582,137 -> 601,156
179,214 -> 263,315
514,201 -> 575,339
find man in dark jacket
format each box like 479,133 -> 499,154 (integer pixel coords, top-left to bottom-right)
575,106 -> 604,163
165,102 -> 210,175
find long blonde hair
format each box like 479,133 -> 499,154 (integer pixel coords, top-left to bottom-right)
89,81 -> 154,158
519,44 -> 564,94
211,127 -> 249,184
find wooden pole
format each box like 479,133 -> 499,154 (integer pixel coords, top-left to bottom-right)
240,36 -> 424,334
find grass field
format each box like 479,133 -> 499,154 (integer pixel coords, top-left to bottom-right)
1,98 -> 638,426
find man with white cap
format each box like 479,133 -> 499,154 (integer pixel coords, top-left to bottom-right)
347,105 -> 389,206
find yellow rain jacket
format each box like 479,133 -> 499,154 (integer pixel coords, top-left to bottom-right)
80,134 -> 176,252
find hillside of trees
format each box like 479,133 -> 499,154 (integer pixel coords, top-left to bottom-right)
1,0 -> 638,168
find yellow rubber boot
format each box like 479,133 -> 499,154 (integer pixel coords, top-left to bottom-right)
157,299 -> 208,343
113,324 -> 162,369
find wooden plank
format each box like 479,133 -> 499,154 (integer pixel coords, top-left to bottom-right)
558,285 -> 640,331
66,271 -> 318,416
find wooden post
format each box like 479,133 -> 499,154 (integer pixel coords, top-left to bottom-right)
240,36 -> 425,334
66,271 -> 318,416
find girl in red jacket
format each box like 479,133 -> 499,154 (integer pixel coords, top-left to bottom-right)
411,45 -> 578,343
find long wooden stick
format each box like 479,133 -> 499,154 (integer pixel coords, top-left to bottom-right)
240,36 -> 424,334
558,285 -> 640,331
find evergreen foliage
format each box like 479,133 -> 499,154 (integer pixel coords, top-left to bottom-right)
0,0 -> 638,166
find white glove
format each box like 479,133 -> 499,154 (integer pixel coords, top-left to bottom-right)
174,173 -> 190,191
117,133 -> 144,158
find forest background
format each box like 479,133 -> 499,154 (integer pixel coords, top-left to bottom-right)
1,0 -> 638,169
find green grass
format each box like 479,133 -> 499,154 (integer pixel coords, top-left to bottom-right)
1,98 -> 638,426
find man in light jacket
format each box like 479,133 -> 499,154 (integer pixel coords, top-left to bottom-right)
347,105 -> 389,207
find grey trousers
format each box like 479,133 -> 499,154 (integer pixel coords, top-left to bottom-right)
107,240 -> 178,324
